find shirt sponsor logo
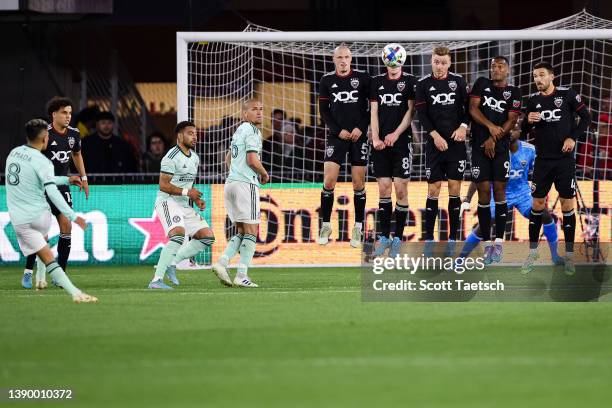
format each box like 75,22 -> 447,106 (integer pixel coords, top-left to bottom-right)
540,109 -> 562,122
482,96 -> 507,113
332,90 -> 359,103
379,93 -> 402,106
50,150 -> 71,163
431,92 -> 456,105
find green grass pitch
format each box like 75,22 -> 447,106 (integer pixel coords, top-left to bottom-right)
1,265 -> 612,407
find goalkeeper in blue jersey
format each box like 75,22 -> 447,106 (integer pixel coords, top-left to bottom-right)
459,122 -> 563,264
4,119 -> 97,302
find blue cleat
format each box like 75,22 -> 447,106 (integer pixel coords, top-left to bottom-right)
148,279 -> 173,290
374,236 -> 391,257
166,265 -> 180,286
21,272 -> 33,289
388,237 -> 402,258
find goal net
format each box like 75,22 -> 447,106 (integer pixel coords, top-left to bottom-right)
178,10 -> 611,267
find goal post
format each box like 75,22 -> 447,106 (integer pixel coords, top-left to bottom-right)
177,10 -> 612,267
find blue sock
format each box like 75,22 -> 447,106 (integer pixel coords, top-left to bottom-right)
459,230 -> 482,258
543,221 -> 559,260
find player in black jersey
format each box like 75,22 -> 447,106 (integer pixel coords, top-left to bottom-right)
318,45 -> 371,248
370,49 -> 417,258
22,97 -> 89,289
468,56 -> 521,264
415,47 -> 469,253
521,62 -> 590,275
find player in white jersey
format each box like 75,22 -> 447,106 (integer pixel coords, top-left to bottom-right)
212,99 -> 268,288
148,121 -> 220,289
5,119 -> 96,303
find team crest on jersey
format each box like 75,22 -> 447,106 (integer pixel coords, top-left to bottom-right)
68,137 -> 75,149
173,216 -> 181,223
513,100 -> 521,108
503,91 -> 511,100
471,166 -> 480,179
397,81 -> 406,92
575,94 -> 581,102
326,146 -> 335,157
554,97 -> 563,108
448,81 -> 457,91
520,160 -> 527,167
350,78 -> 359,89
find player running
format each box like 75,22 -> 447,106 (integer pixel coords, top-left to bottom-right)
148,121 -> 217,289
522,62 -> 590,275
212,99 -> 267,288
459,121 -> 563,264
415,47 -> 469,255
318,45 -> 371,248
370,43 -> 416,257
6,119 -> 97,302
22,97 -> 89,289
468,56 -> 521,263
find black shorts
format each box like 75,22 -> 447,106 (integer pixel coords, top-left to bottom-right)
46,185 -> 73,217
425,141 -> 467,183
531,156 -> 576,199
325,135 -> 369,167
470,148 -> 509,183
372,142 -> 412,179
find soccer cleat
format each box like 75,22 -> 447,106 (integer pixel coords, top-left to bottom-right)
373,236 -> 391,257
564,255 -> 576,276
212,263 -> 233,287
445,240 -> 456,257
21,272 -> 33,289
72,292 -> 99,303
388,237 -> 402,258
491,243 -> 503,263
166,265 -> 180,286
35,279 -> 48,291
317,224 -> 332,245
350,225 -> 362,248
233,274 -> 258,288
148,279 -> 173,290
521,251 -> 539,275
483,245 -> 494,265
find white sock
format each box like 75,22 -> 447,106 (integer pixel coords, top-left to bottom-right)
354,222 -> 362,230
24,269 -> 33,275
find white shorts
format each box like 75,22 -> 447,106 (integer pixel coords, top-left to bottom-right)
224,181 -> 260,224
13,211 -> 52,256
155,199 -> 210,237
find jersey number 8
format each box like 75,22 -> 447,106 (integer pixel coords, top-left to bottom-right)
7,163 -> 20,186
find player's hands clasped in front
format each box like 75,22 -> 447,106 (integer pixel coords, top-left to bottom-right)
74,216 -> 88,231
527,112 -> 541,123
431,131 -> 448,151
384,131 -> 399,147
562,137 -> 576,153
338,129 -> 352,140
451,126 -> 467,142
488,124 -> 504,140
350,127 -> 362,142
372,138 -> 385,150
482,137 -> 496,159
187,188 -> 202,201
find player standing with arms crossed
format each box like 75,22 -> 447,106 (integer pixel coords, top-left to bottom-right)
521,62 -> 590,275
468,56 -> 521,263
415,47 -> 469,254
212,99 -> 267,288
370,43 -> 417,257
6,119 -> 96,302
317,45 -> 371,248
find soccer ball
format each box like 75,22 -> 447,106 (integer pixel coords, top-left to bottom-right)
381,43 -> 407,68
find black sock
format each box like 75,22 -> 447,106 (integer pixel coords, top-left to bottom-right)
494,201 -> 508,240
394,203 -> 409,239
448,196 -> 462,241
25,254 -> 36,270
354,189 -> 366,224
563,209 -> 576,253
528,210 -> 543,250
425,197 -> 438,240
378,197 -> 392,238
320,188 -> 334,223
477,203 -> 491,242
58,233 -> 71,272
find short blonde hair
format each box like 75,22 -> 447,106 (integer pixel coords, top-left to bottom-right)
432,46 -> 451,57
242,98 -> 262,112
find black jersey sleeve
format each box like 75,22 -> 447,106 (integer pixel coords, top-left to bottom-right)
458,76 -> 470,126
357,73 -> 371,134
406,76 -> 417,100
469,77 -> 485,99
567,88 -> 591,141
71,129 -> 82,153
369,76 -> 379,103
318,76 -> 341,135
415,80 -> 435,134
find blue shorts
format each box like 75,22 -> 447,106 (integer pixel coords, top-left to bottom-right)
490,194 -> 532,219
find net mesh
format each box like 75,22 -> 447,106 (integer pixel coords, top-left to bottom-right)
184,10 -> 611,266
